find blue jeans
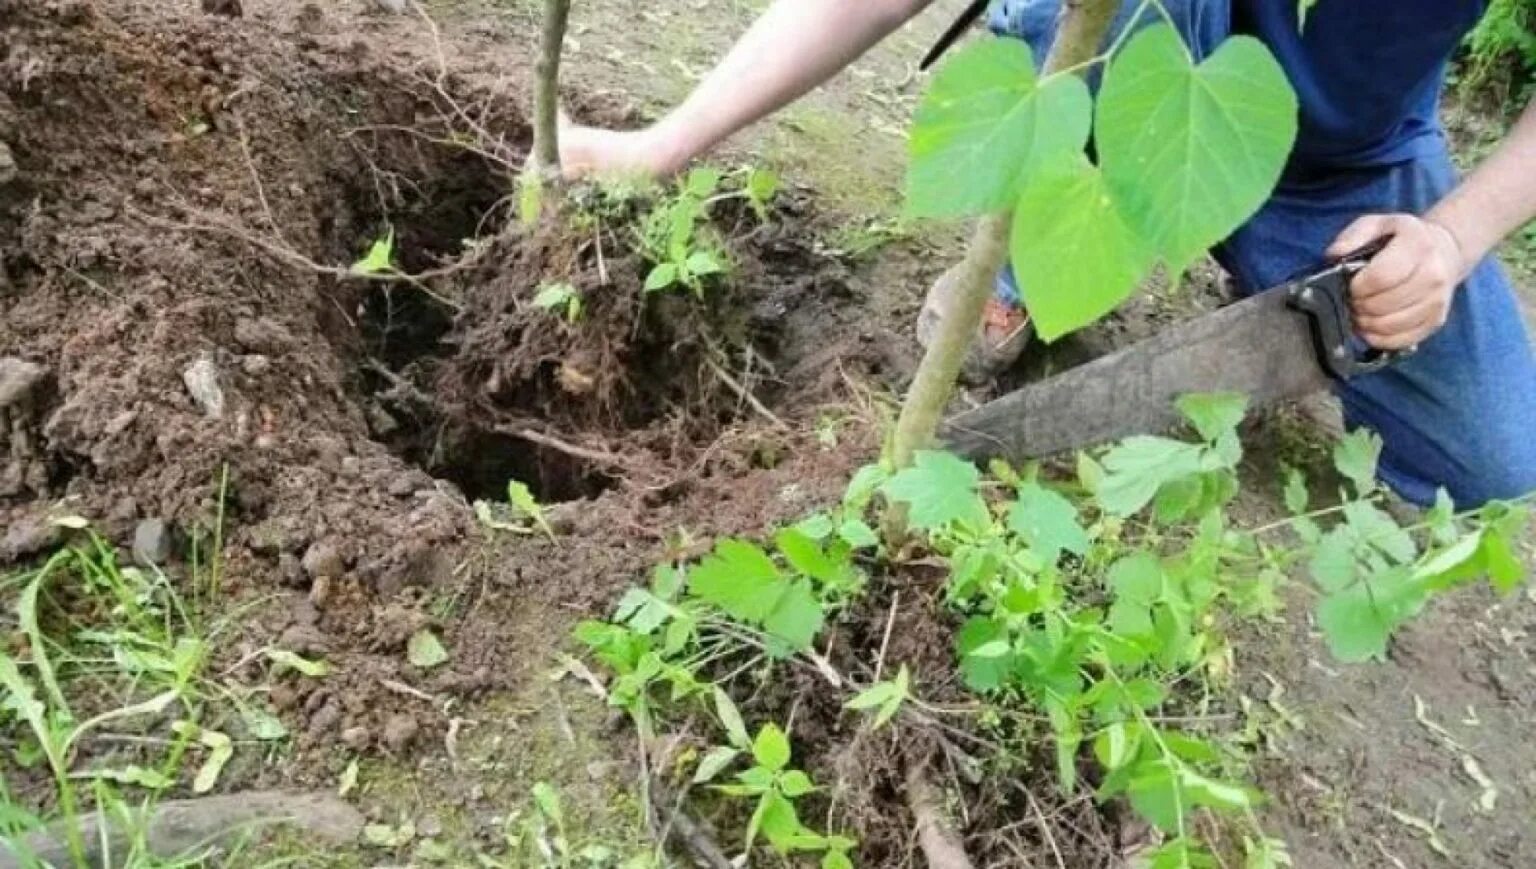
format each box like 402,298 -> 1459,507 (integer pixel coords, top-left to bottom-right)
989,0 -> 1536,507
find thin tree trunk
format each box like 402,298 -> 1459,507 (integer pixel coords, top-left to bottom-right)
532,0 -> 572,171
888,0 -> 1119,472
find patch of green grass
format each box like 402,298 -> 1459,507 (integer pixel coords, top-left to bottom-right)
1,474 -> 331,867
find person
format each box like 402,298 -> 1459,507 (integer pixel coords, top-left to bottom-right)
559,0 -> 1536,509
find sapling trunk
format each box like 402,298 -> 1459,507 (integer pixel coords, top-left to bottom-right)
889,0 -> 1119,471
531,0 -> 572,172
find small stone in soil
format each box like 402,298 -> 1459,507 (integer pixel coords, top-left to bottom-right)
132,518 -> 172,566
341,725 -> 371,751
302,538 -> 344,579
0,357 -> 46,408
382,713 -> 419,752
310,574 -> 333,608
307,700 -> 343,736
182,355 -> 226,419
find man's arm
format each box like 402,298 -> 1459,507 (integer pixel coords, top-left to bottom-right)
561,0 -> 934,178
1329,98 -> 1536,350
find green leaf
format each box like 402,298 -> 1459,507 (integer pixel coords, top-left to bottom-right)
689,540 -> 786,623
1176,393 -> 1248,443
752,723 -> 791,772
1010,155 -> 1154,340
881,450 -> 989,531
1333,430 -> 1382,496
715,687 -> 751,750
1093,722 -> 1136,771
532,781 -> 563,822
1343,501 -> 1417,564
533,282 -> 578,310
338,758 -> 360,797
1283,467 -> 1310,514
187,725 -> 232,794
684,166 -> 722,199
1317,580 -> 1401,662
1309,528 -> 1357,593
755,791 -> 803,854
693,747 -> 740,784
761,579 -> 825,653
775,528 -> 839,584
265,648 -> 330,678
1109,553 -> 1164,603
1097,436 -> 1205,517
684,250 -> 725,277
614,587 -> 672,635
1097,24 -> 1297,277
779,769 -> 815,797
240,702 -> 288,741
907,38 -> 1092,218
823,850 -> 855,869
507,480 -> 553,538
746,168 -> 780,209
1007,483 -> 1089,565
838,519 -> 880,550
957,617 -> 1012,692
644,262 -> 680,292
351,228 -> 396,275
406,629 -> 449,669
846,665 -> 909,729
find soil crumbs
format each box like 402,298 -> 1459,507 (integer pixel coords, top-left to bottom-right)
4,1 -> 1536,867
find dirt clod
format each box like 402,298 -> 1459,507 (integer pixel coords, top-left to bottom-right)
301,539 -> 345,580
381,713 -> 419,753
0,358 -> 45,408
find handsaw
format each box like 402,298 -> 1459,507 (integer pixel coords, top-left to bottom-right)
939,242 -> 1411,462
921,0 -> 989,70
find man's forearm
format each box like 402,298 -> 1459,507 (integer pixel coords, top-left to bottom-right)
646,0 -> 933,173
1428,99 -> 1536,269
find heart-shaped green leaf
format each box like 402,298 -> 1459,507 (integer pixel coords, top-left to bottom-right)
1097,24 -> 1297,276
907,38 -> 1092,218
1009,155 -> 1154,340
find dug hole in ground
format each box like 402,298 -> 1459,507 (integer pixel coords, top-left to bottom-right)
2,1 -> 1535,867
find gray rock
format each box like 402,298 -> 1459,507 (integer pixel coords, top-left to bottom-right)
132,518 -> 172,566
182,355 -> 225,419
374,0 -> 407,13
0,357 -> 46,409
301,539 -> 344,579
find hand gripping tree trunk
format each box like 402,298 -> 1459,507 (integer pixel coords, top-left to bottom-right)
531,0 -> 572,174
889,0 -> 1119,472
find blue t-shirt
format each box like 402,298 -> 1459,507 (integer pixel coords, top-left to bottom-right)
1233,1 -> 1487,169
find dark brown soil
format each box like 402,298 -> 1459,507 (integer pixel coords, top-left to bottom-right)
5,1 -> 1535,867
0,0 -> 890,829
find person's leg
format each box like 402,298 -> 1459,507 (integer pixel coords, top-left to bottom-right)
916,0 -> 1232,383
1215,155 -> 1536,507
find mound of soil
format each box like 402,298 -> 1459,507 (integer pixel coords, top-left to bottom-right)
1,0 -> 897,812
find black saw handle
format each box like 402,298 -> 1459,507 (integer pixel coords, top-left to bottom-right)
1285,238 -> 1415,380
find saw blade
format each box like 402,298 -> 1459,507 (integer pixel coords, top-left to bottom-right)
939,283 -> 1329,461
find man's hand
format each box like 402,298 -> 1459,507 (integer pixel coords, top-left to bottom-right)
1327,213 -> 1469,350
557,116 -> 683,180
